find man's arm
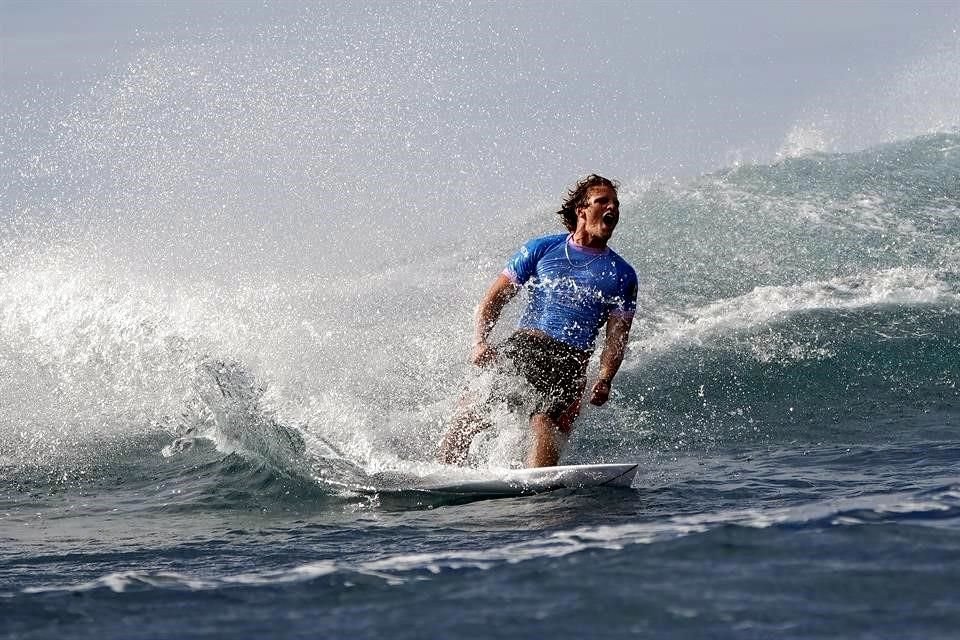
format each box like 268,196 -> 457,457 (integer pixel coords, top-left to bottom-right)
590,314 -> 633,405
471,273 -> 519,366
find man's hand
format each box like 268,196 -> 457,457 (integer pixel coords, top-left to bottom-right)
469,274 -> 518,369
471,341 -> 497,368
589,379 -> 611,405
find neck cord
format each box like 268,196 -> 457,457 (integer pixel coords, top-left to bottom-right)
565,234 -> 606,269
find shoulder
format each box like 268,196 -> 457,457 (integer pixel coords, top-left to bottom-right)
517,233 -> 567,258
505,233 -> 567,281
523,233 -> 568,251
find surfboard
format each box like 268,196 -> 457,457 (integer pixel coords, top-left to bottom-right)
371,463 -> 639,498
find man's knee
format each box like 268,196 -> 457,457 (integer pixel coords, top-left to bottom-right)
556,399 -> 582,434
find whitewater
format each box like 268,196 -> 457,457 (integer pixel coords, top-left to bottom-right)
2,3 -> 959,639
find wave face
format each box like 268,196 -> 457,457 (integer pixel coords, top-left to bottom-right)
2,6 -> 959,638
599,134 -> 960,458
3,131 -> 958,637
3,132 -> 957,472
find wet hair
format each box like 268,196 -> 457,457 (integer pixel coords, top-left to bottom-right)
556,174 -> 619,232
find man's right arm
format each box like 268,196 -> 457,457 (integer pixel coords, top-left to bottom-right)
471,273 -> 519,366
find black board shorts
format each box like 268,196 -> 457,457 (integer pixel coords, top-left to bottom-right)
498,331 -> 590,419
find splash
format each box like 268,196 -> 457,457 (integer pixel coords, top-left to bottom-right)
2,6 -> 958,480
776,123 -> 835,159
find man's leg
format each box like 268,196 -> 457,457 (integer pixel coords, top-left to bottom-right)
526,413 -> 567,467
525,396 -> 582,468
437,409 -> 491,465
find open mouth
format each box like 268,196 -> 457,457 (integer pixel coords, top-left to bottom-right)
602,212 -> 618,226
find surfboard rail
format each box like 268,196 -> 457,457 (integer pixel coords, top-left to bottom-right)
393,463 -> 640,497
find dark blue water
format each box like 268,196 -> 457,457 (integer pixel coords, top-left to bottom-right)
3,438 -> 959,638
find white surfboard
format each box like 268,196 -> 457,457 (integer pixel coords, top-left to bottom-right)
373,463 -> 639,497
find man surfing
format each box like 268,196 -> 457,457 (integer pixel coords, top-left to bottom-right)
438,174 -> 637,468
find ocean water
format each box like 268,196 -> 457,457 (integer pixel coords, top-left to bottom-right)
3,129 -> 958,638
3,6 -> 960,639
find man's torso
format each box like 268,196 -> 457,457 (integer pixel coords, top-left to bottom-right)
503,234 -> 637,351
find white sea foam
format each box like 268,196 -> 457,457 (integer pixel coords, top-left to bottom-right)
22,570 -> 218,594
628,267 -> 959,362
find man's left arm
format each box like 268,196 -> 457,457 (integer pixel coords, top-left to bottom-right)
590,315 -> 633,406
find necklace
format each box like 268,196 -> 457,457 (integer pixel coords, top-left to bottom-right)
565,234 -> 606,270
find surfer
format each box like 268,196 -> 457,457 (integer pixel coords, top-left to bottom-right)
438,174 -> 637,468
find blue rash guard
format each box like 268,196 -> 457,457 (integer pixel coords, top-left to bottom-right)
503,233 -> 638,352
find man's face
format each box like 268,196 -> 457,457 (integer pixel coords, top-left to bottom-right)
577,185 -> 620,241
